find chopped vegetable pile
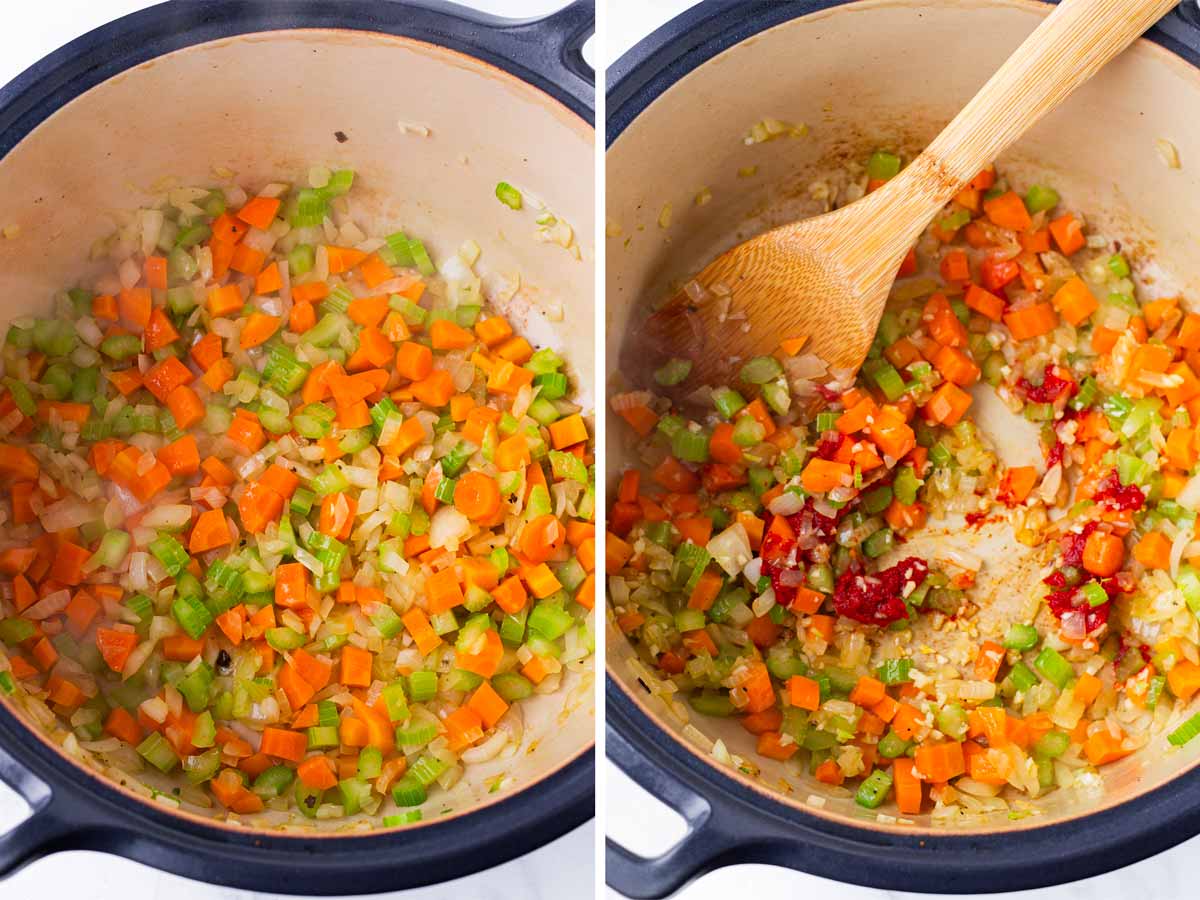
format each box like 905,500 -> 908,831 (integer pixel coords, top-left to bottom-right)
608,150 -> 1200,822
0,169 -> 594,825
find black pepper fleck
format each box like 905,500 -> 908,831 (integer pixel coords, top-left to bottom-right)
334,131 -> 348,143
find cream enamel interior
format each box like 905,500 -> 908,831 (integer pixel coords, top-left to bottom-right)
607,0 -> 1200,832
0,27 -> 594,832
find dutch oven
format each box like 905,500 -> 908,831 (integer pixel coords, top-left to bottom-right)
606,0 -> 1200,896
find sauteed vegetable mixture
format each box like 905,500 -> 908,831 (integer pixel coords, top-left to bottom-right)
0,171 -> 594,823
609,153 -> 1200,821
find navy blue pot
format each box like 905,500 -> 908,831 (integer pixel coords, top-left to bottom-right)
0,1 -> 592,893
606,2 -> 1200,897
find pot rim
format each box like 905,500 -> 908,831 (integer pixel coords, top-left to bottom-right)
0,0 -> 594,891
605,0 -> 1200,894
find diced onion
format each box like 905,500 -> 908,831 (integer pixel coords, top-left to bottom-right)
140,504 -> 194,530
24,589 -> 71,620
768,491 -> 806,516
429,506 -> 470,551
707,523 -> 752,577
1178,473 -> 1200,510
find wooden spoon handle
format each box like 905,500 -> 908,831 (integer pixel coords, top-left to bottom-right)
888,0 -> 1175,223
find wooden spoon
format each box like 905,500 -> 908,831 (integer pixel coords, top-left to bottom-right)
633,0 -> 1176,388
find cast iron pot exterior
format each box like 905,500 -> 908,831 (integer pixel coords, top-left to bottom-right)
606,1 -> 1200,897
0,1 -> 593,893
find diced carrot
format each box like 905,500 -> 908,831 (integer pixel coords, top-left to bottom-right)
1083,727 -> 1131,765
891,703 -> 925,741
756,731 -> 798,761
884,498 -> 926,530
486,360 -> 534,396
964,283 -> 1005,322
63,590 -> 99,637
118,287 -> 152,330
974,641 -> 1005,682
734,662 -> 775,714
455,628 -> 504,678
51,542 -> 91,586
1168,660 -> 1200,700
275,562 -> 309,608
230,243 -> 267,277
801,458 -> 853,493
254,465 -> 297,501
1133,531 -> 1172,570
237,482 -> 283,534
207,283 -> 244,317
426,566 -> 465,614
651,455 -> 699,494
983,190 -> 1032,231
189,508 -> 231,553
997,466 -> 1038,505
411,370 -> 456,407
260,727 -> 308,762
814,759 -> 844,785
616,404 -> 658,437
95,628 -> 138,673
227,409 -> 266,454
788,675 -> 820,711
549,414 -> 589,450
1051,276 -> 1098,326
254,261 -> 282,295
340,645 -> 374,687
932,344 -> 980,386
923,293 -> 968,347
836,396 -> 877,435
1049,213 -> 1086,255
162,634 -> 205,661
296,756 -> 338,790
92,294 -> 119,321
166,384 -> 204,431
923,382 -> 973,426
291,281 -> 330,303
939,249 -> 970,282
239,312 -> 280,349
1074,672 -> 1103,706
849,676 -> 886,707
914,741 -> 966,782
325,245 -> 368,275
739,708 -> 782,736
430,319 -> 476,350
104,707 -> 143,746
158,434 -> 200,476
1082,530 -> 1124,577
358,253 -> 394,289
143,356 -> 193,403
236,196 -> 282,230
467,681 -> 510,729
395,341 -> 433,381
1004,303 -> 1058,341
893,757 -> 924,814
143,307 -> 179,351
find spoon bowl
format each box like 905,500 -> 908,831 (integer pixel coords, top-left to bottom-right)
630,0 -> 1176,389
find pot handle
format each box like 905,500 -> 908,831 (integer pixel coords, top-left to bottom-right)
1157,0 -> 1200,45
0,741 -> 83,876
606,724 -> 750,899
522,0 -> 594,86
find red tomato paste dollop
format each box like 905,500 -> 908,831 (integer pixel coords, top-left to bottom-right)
833,557 -> 929,626
1042,521 -> 1133,634
759,502 -> 843,607
1017,365 -> 1078,404
1092,470 -> 1145,511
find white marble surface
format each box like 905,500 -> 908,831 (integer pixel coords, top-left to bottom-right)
0,1 -> 595,898
603,0 -> 1195,897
